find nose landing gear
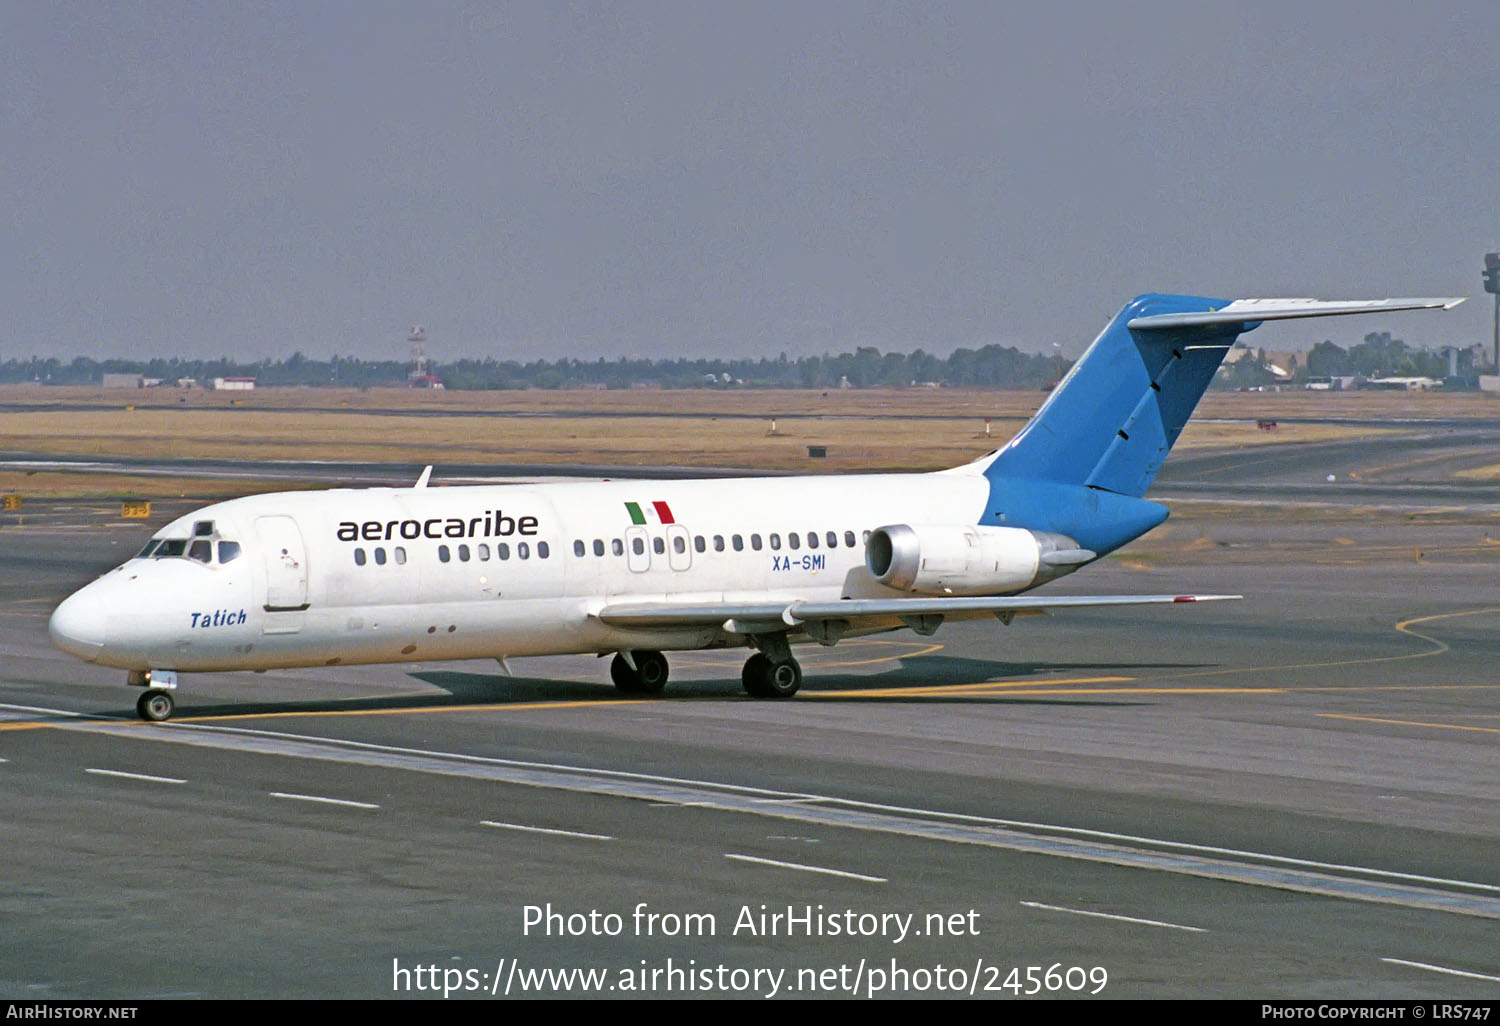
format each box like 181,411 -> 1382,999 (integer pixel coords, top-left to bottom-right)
136,689 -> 175,722
128,669 -> 179,723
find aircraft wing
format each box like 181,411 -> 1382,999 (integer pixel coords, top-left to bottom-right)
595,593 -> 1239,636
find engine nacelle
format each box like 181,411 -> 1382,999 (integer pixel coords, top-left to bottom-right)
864,524 -> 1094,595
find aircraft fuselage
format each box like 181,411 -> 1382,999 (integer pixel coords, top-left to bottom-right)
51,470 -> 1000,673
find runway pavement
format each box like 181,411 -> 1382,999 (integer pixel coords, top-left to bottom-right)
3,432 -> 1500,999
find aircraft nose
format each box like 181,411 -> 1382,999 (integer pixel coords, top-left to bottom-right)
49,586 -> 108,660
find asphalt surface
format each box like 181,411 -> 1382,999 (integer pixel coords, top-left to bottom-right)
4,429 -> 1500,1000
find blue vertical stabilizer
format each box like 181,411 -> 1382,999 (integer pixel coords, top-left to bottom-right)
975,293 -> 1461,553
987,293 -> 1243,498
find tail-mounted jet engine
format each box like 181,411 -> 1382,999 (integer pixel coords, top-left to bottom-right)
865,524 -> 1095,595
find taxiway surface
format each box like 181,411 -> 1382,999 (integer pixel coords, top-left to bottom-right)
3,435 -> 1499,999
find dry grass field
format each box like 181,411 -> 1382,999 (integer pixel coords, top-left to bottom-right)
4,381 -> 1498,419
1,383 -> 1488,498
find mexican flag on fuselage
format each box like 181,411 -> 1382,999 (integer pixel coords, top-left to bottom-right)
624,501 -> 676,526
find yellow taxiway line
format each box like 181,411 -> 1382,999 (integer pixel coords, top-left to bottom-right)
11,606 -> 1497,726
1317,713 -> 1500,736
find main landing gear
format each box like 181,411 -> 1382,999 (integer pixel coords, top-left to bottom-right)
741,653 -> 802,698
608,639 -> 804,699
611,650 -> 669,694
740,632 -> 802,698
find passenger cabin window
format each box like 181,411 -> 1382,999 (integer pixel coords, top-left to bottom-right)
631,537 -> 644,556
355,545 -> 403,567
826,531 -> 838,548
593,539 -> 605,557
713,535 -> 725,552
613,539 -> 625,557
733,535 -> 744,552
694,535 -> 705,553
574,540 -> 586,558
439,545 -> 451,563
653,537 -> 665,555
498,543 -> 510,560
769,534 -> 781,551
518,542 -> 530,560
673,536 -> 686,554
538,541 -> 550,559
477,544 -> 489,561
458,544 -> 471,562
806,532 -> 818,549
787,533 -> 799,551
750,534 -> 761,551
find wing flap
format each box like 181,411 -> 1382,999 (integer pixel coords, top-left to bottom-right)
595,602 -> 790,629
788,593 -> 1239,623
595,594 -> 1240,631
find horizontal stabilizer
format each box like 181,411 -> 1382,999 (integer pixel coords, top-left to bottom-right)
1128,297 -> 1464,331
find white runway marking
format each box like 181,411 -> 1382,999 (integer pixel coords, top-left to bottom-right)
0,702 -> 86,718
269,791 -> 379,809
725,853 -> 886,883
35,709 -> 1500,919
85,768 -> 186,784
481,820 -> 612,841
1020,901 -> 1206,933
1381,958 -> 1500,983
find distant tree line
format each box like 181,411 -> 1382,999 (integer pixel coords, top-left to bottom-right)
1210,331 -> 1475,390
0,344 -> 1070,390
1303,332 -> 1470,379
0,354 -> 412,388
8,330 -> 1459,391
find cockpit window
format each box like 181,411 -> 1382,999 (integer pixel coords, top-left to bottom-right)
193,520 -> 215,537
137,532 -> 241,566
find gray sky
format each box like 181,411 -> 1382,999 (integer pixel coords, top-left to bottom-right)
4,1 -> 1498,362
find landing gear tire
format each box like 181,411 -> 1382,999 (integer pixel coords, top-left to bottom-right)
610,650 -> 669,695
137,689 -> 174,723
742,653 -> 801,698
742,653 -> 771,697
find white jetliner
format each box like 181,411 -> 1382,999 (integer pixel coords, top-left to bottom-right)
50,294 -> 1462,721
